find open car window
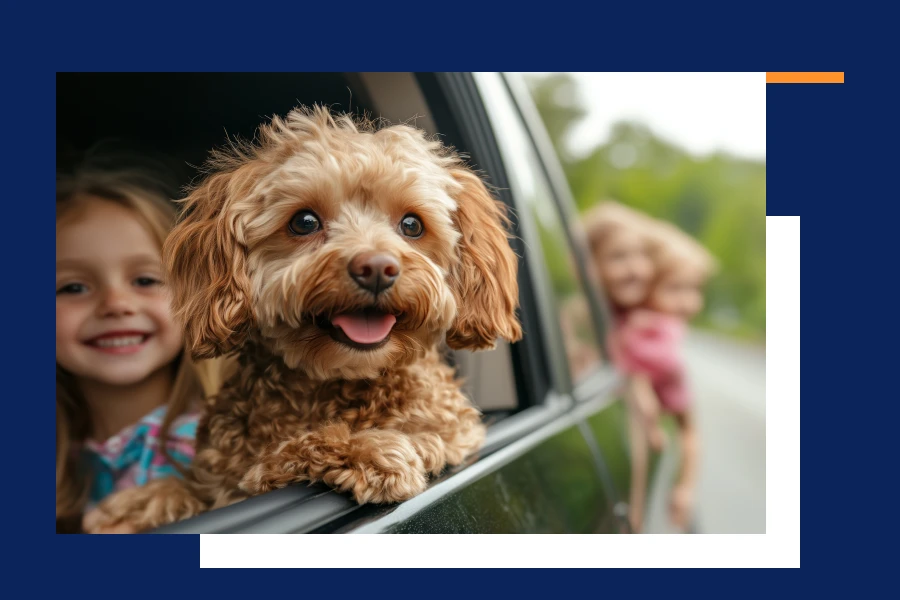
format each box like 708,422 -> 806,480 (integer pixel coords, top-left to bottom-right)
59,72 -> 576,534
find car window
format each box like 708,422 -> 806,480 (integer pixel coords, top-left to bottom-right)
473,74 -> 604,386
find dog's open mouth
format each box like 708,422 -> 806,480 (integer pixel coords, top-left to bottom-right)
317,308 -> 398,351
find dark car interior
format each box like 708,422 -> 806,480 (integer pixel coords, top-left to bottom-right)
57,73 -> 372,188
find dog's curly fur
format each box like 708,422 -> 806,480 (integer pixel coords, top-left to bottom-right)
84,106 -> 522,533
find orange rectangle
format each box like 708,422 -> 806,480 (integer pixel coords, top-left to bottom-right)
766,72 -> 844,83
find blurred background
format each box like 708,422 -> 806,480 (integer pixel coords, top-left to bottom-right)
523,72 -> 766,533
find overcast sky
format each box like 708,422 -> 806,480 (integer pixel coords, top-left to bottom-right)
537,72 -> 766,162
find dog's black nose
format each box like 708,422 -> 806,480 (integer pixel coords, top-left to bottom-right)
348,252 -> 400,295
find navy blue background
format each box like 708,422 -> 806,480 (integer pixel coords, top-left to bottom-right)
7,0 -> 884,584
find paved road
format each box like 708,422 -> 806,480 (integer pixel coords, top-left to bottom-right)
644,329 -> 766,533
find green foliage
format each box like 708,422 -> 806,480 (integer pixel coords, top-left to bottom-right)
526,74 -> 766,341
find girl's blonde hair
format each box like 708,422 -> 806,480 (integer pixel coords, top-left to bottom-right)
582,200 -> 656,258
56,164 -> 218,531
647,221 -> 718,283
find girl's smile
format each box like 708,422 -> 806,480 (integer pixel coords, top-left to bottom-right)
83,330 -> 154,355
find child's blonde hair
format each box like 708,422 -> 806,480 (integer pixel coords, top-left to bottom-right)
582,200 -> 655,258
55,165 -> 217,531
647,221 -> 718,283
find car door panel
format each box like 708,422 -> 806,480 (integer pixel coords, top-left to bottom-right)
381,424 -> 610,533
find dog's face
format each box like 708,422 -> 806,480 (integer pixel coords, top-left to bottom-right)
164,107 -> 522,380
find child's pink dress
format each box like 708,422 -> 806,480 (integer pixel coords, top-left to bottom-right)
608,310 -> 690,414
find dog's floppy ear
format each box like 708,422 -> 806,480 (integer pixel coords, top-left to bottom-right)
163,172 -> 254,359
446,169 -> 523,350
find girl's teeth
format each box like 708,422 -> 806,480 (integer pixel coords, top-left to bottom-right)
95,336 -> 144,348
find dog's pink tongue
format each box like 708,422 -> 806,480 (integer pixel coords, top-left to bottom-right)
332,312 -> 397,344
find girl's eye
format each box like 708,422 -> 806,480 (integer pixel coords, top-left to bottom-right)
56,283 -> 87,295
288,210 -> 321,236
134,277 -> 162,288
399,214 -> 424,238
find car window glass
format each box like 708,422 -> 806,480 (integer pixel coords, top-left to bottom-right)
476,75 -> 604,385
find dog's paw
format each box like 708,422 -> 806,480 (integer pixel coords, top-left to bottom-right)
82,507 -> 140,534
82,487 -> 151,534
238,461 -> 297,495
82,478 -> 204,534
239,427 -> 429,504
343,458 -> 428,504
341,431 -> 429,504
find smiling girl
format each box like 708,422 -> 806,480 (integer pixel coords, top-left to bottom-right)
56,165 -> 213,533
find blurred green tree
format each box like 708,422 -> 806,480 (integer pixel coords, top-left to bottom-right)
526,74 -> 766,341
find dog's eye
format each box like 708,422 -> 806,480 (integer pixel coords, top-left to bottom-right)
399,214 -> 424,239
288,210 -> 321,236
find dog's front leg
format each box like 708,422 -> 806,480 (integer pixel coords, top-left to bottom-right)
405,393 -> 487,475
405,422 -> 485,476
238,422 -> 428,504
443,411 -> 487,467
82,477 -> 208,533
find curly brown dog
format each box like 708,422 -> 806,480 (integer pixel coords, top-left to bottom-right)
83,106 -> 522,533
